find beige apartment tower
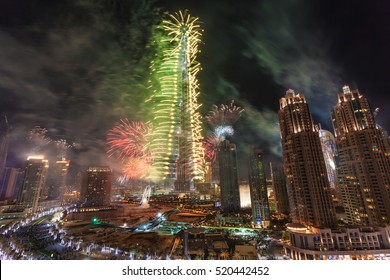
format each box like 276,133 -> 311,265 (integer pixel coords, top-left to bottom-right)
18,156 -> 49,214
331,85 -> 390,226
279,89 -> 336,228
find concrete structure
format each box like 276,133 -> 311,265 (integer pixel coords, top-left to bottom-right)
239,182 -> 251,208
1,167 -> 23,201
218,139 -> 240,213
183,227 -> 229,259
38,199 -> 62,211
234,245 -> 257,260
66,206 -> 121,222
204,162 -> 212,184
331,85 -> 390,226
45,159 -> 70,201
284,223 -> 390,260
62,191 -> 80,204
248,149 -> 270,226
0,115 -> 9,198
279,89 -> 336,228
270,162 -> 289,215
0,205 -> 28,221
17,156 -> 49,214
80,166 -> 112,207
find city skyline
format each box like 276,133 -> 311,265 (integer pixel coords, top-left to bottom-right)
2,1 -> 390,264
0,0 -> 389,180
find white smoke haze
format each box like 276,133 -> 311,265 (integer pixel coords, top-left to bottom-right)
240,0 -> 344,126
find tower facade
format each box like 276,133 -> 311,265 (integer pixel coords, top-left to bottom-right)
204,162 -> 212,184
279,89 -> 336,228
331,85 -> 390,226
248,149 -> 270,226
0,115 -> 9,190
18,156 -> 49,214
149,11 -> 205,190
270,162 -> 289,215
80,166 -> 112,207
218,139 -> 240,213
46,159 -> 70,201
1,168 -> 23,201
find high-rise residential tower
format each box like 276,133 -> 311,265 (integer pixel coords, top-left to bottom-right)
80,166 -> 112,207
248,149 -> 270,226
0,115 -> 9,190
331,85 -> 390,226
270,162 -> 289,215
279,89 -> 336,228
218,139 -> 240,213
18,156 -> 49,214
148,11 -> 205,191
1,168 -> 23,201
45,159 -> 70,201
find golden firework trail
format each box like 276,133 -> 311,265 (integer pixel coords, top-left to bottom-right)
148,11 -> 205,183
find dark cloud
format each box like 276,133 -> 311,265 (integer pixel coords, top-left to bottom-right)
0,0 -> 159,170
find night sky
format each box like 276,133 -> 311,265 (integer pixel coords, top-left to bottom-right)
1,0 -> 389,179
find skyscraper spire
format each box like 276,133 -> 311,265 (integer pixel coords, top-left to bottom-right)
148,11 -> 205,190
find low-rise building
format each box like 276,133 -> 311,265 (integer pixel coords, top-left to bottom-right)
283,223 -> 390,260
183,227 -> 229,259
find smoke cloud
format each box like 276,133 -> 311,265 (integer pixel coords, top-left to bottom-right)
3,0 -> 386,180
0,0 -> 158,172
240,0 -> 344,126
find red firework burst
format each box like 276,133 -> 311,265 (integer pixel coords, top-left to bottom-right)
107,119 -> 152,160
204,135 -> 221,163
107,119 -> 153,180
122,157 -> 152,180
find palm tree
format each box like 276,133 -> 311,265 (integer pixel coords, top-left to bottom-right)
194,254 -> 203,260
233,251 -> 241,260
220,251 -> 229,260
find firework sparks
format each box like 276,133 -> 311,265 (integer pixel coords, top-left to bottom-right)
116,175 -> 128,185
107,119 -> 152,180
205,100 -> 244,130
204,135 -> 222,163
148,10 -> 205,182
107,119 -> 152,160
27,126 -> 52,153
122,157 -> 152,180
55,139 -> 74,160
204,101 -> 244,162
214,125 -> 235,138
